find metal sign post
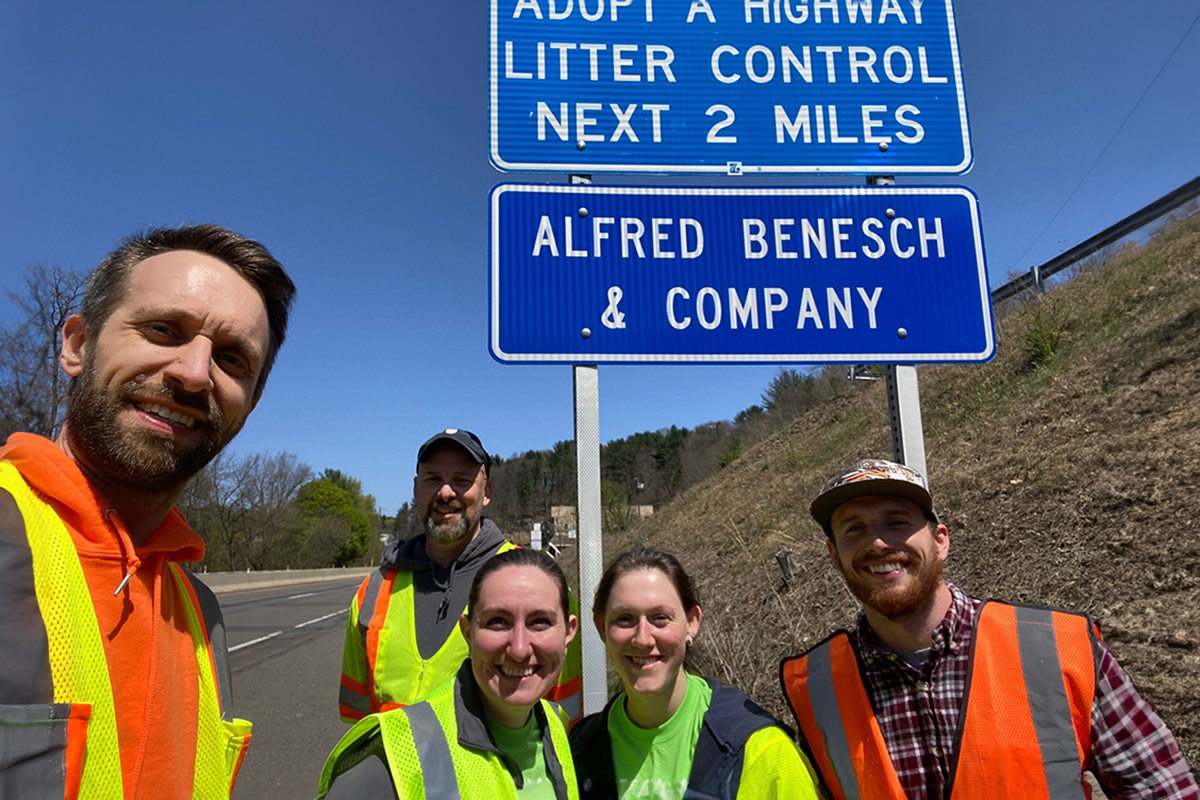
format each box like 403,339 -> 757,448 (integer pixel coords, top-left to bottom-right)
885,364 -> 927,478
572,365 -> 607,715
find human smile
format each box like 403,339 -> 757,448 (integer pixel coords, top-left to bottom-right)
498,664 -> 538,678
627,655 -> 663,668
134,401 -> 200,429
867,562 -> 906,575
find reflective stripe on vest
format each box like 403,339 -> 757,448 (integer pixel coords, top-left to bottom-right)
781,601 -> 1097,800
2,462 -> 124,800
0,462 -> 249,799
321,674 -> 580,800
950,603 -> 1095,799
363,541 -> 518,710
781,633 -> 904,800
170,564 -> 254,796
401,702 -> 462,800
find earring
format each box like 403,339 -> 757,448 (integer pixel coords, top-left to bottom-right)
686,634 -> 695,646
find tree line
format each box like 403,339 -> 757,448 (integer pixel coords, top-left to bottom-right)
484,363 -> 863,542
2,261 -> 868,569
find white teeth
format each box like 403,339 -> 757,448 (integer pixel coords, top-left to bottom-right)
630,657 -> 659,666
500,666 -> 535,678
137,403 -> 197,428
868,563 -> 904,574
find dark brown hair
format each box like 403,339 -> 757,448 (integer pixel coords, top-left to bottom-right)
592,547 -> 700,618
468,548 -> 571,621
80,224 -> 296,400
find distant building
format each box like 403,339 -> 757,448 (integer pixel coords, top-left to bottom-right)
551,504 -> 654,531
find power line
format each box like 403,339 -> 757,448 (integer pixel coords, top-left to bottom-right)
1007,10 -> 1200,273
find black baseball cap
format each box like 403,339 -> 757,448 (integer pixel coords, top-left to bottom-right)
416,429 -> 491,475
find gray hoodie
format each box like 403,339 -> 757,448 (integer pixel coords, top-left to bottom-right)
380,518 -> 507,659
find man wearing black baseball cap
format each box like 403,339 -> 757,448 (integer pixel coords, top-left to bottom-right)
338,430 -> 581,724
781,458 -> 1195,800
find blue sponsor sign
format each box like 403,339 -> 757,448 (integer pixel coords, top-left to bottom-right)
489,184 -> 993,362
489,0 -> 971,175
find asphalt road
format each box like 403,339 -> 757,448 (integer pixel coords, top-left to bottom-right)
220,577 -> 366,800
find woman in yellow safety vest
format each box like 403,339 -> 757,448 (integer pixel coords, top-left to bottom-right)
569,547 -> 825,800
317,547 -> 581,799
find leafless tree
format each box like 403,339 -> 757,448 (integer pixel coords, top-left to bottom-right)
179,450 -> 313,571
0,263 -> 89,439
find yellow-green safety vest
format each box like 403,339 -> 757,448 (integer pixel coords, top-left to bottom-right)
0,462 -> 251,799
341,539 -> 586,724
321,672 -> 580,800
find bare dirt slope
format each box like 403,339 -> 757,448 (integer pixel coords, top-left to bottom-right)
608,213 -> 1200,765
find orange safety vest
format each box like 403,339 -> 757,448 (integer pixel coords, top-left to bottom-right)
781,601 -> 1098,800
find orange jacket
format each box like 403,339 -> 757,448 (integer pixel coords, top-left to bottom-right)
1,433 -> 212,799
781,601 -> 1098,800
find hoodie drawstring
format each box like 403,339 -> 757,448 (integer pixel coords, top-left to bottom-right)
104,508 -> 143,595
432,559 -> 459,623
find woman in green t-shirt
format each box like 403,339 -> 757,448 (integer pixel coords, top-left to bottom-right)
318,548 -> 581,800
569,548 -> 825,800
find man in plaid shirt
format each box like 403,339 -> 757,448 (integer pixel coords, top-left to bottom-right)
782,458 -> 1196,799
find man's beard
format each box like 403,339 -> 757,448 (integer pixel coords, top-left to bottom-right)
424,507 -> 478,546
844,547 -> 945,620
63,349 -> 241,495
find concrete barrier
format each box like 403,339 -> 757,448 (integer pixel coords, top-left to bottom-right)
197,566 -> 375,595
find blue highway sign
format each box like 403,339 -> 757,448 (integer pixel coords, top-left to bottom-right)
489,0 -> 971,175
489,184 -> 993,363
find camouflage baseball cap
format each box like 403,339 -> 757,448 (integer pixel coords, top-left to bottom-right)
810,458 -> 934,530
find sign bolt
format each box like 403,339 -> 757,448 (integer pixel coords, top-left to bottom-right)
578,207 -> 589,218
576,140 -> 587,151
878,142 -> 889,152
886,208 -> 896,219
581,327 -> 592,339
897,327 -> 908,339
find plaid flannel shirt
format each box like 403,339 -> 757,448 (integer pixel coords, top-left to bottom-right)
843,583 -> 1197,800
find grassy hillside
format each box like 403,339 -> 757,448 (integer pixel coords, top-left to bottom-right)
607,211 -> 1200,764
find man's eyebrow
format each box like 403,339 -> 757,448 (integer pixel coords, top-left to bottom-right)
128,303 -> 196,320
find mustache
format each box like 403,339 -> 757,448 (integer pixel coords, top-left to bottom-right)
853,550 -> 913,569
121,380 -> 222,426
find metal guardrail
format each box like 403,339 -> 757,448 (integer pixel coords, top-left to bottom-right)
991,175 -> 1200,304
199,566 -> 374,594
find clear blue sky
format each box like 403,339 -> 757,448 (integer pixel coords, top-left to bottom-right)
2,1 -> 1198,515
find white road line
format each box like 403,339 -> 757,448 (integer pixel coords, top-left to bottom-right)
288,592 -> 316,599
229,631 -> 282,652
294,609 -> 346,629
228,609 -> 347,653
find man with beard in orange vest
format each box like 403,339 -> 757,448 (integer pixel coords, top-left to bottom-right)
781,459 -> 1196,800
0,225 -> 295,798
